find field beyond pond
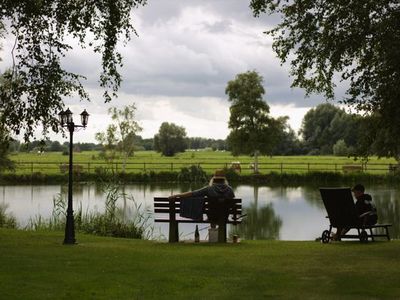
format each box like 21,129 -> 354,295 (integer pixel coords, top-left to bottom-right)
8,150 -> 398,175
1,228 -> 399,299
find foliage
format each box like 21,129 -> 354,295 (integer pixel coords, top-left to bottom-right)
187,137 -> 227,151
333,139 -> 351,157
177,165 -> 208,183
0,122 -> 14,172
0,0 -> 146,140
226,71 -> 286,156
300,103 -> 360,154
96,104 -> 142,171
250,0 -> 400,159
0,203 -> 17,228
154,122 -> 187,156
271,125 -> 304,156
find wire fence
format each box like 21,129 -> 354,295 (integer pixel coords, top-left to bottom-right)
9,161 -> 399,175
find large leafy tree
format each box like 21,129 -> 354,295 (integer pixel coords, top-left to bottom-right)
300,103 -> 360,155
0,0 -> 146,140
250,0 -> 400,159
96,104 -> 142,171
154,122 -> 187,157
226,71 -> 286,171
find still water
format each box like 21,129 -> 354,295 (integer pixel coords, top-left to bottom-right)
1,183 -> 399,241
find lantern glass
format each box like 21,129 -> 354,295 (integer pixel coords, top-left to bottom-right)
80,109 -> 89,127
64,108 -> 73,124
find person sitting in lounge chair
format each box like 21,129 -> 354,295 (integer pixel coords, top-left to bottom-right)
333,184 -> 378,240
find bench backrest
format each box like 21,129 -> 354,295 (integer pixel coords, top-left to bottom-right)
320,188 -> 359,227
154,197 -> 242,222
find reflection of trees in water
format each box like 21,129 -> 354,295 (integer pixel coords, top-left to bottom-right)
374,190 -> 400,239
301,185 -> 326,209
233,202 -> 282,240
232,186 -> 282,240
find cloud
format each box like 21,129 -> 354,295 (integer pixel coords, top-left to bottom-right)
1,0 -> 342,143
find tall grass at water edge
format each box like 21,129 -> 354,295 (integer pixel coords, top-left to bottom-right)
26,182 -> 154,239
0,203 -> 17,229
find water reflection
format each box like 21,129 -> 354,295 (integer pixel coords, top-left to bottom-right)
1,183 -> 399,240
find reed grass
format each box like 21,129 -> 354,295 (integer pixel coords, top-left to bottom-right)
25,182 -> 153,239
0,203 -> 17,229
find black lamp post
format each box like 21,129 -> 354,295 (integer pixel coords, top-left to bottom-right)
58,108 -> 89,244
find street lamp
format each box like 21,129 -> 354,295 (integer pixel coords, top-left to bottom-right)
58,108 -> 89,244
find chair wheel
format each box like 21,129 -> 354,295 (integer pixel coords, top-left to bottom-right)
360,230 -> 368,243
321,230 -> 330,243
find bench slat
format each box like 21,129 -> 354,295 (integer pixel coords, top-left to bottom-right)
155,218 -> 242,224
155,208 -> 242,214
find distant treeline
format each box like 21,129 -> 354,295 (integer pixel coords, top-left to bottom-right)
8,103 -> 373,157
8,136 -> 229,153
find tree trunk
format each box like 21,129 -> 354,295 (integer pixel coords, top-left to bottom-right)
254,150 -> 259,174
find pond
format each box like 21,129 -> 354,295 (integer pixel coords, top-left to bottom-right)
1,183 -> 399,241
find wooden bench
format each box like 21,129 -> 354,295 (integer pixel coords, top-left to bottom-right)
154,197 -> 242,243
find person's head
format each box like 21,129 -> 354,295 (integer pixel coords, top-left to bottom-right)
352,184 -> 365,198
209,169 -> 228,186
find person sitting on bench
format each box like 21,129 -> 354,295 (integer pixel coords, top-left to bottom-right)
333,183 -> 378,240
169,170 -> 235,226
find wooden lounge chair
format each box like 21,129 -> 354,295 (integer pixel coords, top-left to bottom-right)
319,188 -> 392,243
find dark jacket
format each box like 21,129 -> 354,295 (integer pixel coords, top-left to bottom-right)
191,184 -> 235,199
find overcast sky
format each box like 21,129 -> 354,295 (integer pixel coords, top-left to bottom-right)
1,0 -> 339,143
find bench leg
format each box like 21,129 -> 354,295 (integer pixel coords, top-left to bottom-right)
385,226 -> 391,241
169,221 -> 179,243
369,228 -> 375,242
218,222 -> 227,243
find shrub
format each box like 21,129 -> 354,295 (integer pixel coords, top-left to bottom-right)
178,165 -> 208,183
333,139 -> 349,156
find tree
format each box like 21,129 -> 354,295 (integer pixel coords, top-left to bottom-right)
96,104 -> 142,171
226,71 -> 285,172
0,123 -> 14,172
250,0 -> 400,159
272,126 -> 304,156
300,103 -> 360,155
154,122 -> 187,157
0,0 -> 146,141
333,139 -> 351,157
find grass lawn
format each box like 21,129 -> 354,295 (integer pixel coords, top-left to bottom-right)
1,229 -> 399,299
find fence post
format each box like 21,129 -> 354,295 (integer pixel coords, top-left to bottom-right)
144,162 -> 146,171
280,163 -> 283,174
31,162 -> 34,175
307,163 -> 310,172
88,163 -> 90,173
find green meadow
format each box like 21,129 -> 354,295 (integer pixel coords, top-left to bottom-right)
8,150 -> 398,175
1,228 -> 399,299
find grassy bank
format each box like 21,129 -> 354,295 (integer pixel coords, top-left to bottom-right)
0,228 -> 399,299
1,170 -> 400,187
